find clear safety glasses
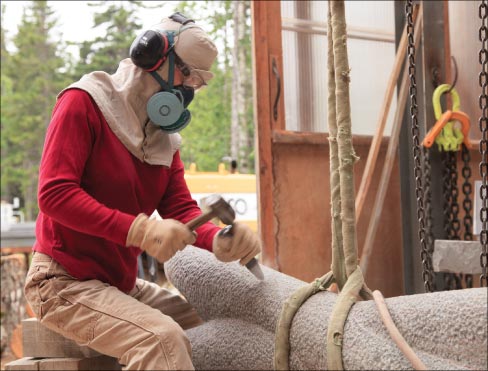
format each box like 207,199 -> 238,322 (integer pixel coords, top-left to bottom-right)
175,55 -> 207,90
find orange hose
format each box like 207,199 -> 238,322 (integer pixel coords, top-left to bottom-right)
372,290 -> 427,370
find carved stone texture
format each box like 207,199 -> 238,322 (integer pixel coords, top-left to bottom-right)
166,247 -> 487,371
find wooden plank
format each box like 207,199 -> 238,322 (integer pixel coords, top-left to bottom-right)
78,355 -> 121,371
271,136 -> 405,296
4,357 -> 39,370
37,358 -> 87,371
5,356 -> 121,371
360,7 -> 423,274
281,17 -> 396,43
38,356 -> 121,371
272,130 -> 328,145
251,1 -> 284,270
272,132 -> 389,149
433,240 -> 482,274
273,143 -> 330,281
354,13 -> 410,223
251,0 -> 274,269
1,247 -> 33,254
22,318 -> 101,359
360,64 -> 410,274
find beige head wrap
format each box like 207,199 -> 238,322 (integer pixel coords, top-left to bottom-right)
153,17 -> 218,84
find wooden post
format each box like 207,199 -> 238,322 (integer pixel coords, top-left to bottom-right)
251,1 -> 285,270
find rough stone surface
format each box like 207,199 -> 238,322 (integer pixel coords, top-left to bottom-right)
433,240 -> 482,274
166,247 -> 488,371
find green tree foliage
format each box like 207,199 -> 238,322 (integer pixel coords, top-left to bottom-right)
241,1 -> 255,172
176,0 -> 253,173
179,67 -> 231,171
1,4 -> 14,198
72,1 -> 145,78
1,1 -> 69,220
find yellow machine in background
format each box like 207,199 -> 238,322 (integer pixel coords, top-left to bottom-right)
184,163 -> 258,232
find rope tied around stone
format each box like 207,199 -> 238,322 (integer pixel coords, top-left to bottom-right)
312,277 -> 329,293
323,3 -> 374,368
274,272 -> 335,371
274,2 -> 425,370
274,3 -> 371,370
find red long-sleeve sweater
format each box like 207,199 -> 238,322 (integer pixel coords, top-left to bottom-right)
34,88 -> 220,292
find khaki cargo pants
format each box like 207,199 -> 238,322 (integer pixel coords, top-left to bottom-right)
24,252 -> 202,370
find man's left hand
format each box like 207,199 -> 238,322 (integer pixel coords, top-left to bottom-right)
212,222 -> 262,265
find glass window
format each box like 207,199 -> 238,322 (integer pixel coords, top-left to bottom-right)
280,0 -> 397,135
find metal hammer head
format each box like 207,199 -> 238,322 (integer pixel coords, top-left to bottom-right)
205,194 -> 235,225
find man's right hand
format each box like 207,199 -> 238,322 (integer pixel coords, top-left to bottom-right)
126,214 -> 196,263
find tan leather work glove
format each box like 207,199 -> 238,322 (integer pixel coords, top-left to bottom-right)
212,222 -> 262,265
126,214 -> 196,263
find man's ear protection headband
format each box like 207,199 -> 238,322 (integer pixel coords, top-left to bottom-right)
129,12 -> 196,72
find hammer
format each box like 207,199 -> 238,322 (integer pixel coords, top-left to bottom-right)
186,194 -> 235,230
185,194 -> 264,280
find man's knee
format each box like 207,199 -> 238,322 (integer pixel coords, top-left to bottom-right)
155,319 -> 192,354
123,321 -> 193,370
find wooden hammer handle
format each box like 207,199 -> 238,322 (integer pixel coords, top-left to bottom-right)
186,211 -> 216,231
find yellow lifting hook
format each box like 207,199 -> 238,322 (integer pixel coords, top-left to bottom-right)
422,84 -> 470,151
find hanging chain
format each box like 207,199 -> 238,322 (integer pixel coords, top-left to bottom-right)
406,0 -> 433,292
422,148 -> 435,256
462,145 -> 474,242
422,147 -> 437,291
448,151 -> 463,289
448,152 -> 461,240
479,0 -> 488,287
440,153 -> 453,289
461,144 -> 474,287
441,153 -> 453,237
441,151 -> 462,290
